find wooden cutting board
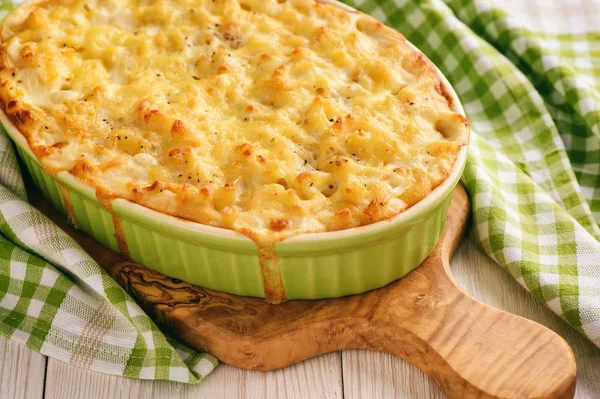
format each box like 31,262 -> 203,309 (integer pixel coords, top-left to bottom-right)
31,184 -> 576,399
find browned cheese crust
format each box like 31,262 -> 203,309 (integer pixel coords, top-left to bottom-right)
0,0 -> 469,243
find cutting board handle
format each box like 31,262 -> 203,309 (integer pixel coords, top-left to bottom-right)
364,272 -> 577,398
359,190 -> 577,398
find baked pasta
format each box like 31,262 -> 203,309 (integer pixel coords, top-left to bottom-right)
0,0 -> 469,244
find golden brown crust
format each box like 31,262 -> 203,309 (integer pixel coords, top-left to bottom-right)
0,0 -> 469,244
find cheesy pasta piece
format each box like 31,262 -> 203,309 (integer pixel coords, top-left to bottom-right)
0,0 -> 468,243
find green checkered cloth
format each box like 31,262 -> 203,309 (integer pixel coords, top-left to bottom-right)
343,0 -> 600,346
1,0 -> 599,384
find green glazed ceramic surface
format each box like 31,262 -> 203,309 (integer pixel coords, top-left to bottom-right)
0,0 -> 468,300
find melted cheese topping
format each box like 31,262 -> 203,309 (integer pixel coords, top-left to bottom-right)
0,0 -> 468,243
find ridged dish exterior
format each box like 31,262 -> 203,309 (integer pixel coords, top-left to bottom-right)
17,145 -> 121,253
9,131 -> 456,299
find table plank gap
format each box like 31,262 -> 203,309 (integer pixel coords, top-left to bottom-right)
0,336 -> 47,399
339,350 -> 345,399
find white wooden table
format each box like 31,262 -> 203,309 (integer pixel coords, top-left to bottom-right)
1,238 -> 600,399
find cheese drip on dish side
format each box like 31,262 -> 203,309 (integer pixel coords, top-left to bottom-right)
0,0 -> 469,244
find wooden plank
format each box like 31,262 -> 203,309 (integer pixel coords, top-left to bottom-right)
0,336 -> 46,399
44,352 -> 342,399
151,353 -> 342,399
44,358 -> 144,399
342,239 -> 600,399
342,349 -> 444,399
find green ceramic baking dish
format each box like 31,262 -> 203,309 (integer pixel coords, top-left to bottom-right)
0,0 -> 469,301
